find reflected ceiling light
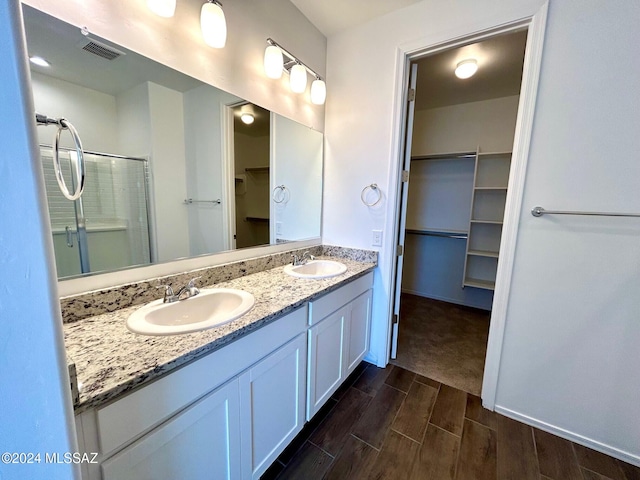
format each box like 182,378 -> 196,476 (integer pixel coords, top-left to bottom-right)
289,64 -> 307,93
147,0 -> 176,18
264,45 -> 284,79
455,59 -> 478,79
201,0 -> 227,48
310,78 -> 326,105
29,56 -> 50,67
240,113 -> 255,125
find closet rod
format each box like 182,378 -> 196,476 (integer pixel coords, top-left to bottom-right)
411,152 -> 476,162
406,229 -> 468,239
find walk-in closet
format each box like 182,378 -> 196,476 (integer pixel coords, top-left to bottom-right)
392,30 -> 527,395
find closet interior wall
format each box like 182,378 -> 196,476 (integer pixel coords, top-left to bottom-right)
402,95 -> 520,311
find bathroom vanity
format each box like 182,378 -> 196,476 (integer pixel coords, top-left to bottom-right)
67,253 -> 374,480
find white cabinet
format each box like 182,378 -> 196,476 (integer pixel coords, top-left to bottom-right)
307,273 -> 373,419
307,307 -> 348,418
345,289 -> 372,375
239,333 -> 307,479
101,378 -> 241,480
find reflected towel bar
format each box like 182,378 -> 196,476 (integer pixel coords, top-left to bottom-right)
184,198 -> 221,205
531,206 -> 640,218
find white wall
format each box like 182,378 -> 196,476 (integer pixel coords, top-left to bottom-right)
30,71 -> 119,153
272,114 -> 323,242
147,82 -> 190,261
22,0 -> 326,132
0,1 -> 77,479
183,85 -> 240,256
324,0 -> 640,466
494,0 -> 640,465
412,95 -> 519,155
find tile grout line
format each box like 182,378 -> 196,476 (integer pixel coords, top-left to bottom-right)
390,426 -> 423,445
464,416 -> 495,431
428,421 -> 463,438
350,433 -> 382,453
305,440 -> 336,460
530,425 -> 543,478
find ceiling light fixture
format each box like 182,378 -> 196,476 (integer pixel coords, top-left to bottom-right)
29,56 -> 50,67
201,0 -> 227,48
147,0 -> 176,18
455,59 -> 478,79
264,38 -> 326,104
240,113 -> 255,125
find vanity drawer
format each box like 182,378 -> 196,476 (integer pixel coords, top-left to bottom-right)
96,306 -> 307,457
308,272 -> 373,325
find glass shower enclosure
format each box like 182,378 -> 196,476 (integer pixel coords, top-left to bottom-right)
40,146 -> 152,278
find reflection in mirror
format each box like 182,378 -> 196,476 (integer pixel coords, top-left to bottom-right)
23,5 -> 323,280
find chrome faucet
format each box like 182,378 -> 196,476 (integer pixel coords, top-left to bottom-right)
158,276 -> 201,303
291,251 -> 315,266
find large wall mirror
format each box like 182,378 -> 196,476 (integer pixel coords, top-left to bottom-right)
23,5 -> 323,280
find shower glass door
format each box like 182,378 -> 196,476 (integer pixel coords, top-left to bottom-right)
40,146 -> 152,278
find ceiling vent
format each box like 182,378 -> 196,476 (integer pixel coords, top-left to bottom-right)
77,37 -> 126,61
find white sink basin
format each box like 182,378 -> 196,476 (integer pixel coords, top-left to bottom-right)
126,288 -> 255,336
283,260 -> 347,279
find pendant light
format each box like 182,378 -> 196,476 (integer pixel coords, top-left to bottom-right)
147,0 -> 176,18
264,45 -> 284,79
290,64 -> 307,94
201,0 -> 227,48
310,78 -> 326,105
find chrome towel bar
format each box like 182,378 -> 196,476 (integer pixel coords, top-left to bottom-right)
184,198 -> 221,205
531,206 -> 640,218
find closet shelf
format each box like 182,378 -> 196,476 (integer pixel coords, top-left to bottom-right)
474,186 -> 507,190
245,216 -> 269,223
467,249 -> 499,258
245,166 -> 270,173
477,151 -> 512,157
406,228 -> 468,239
470,219 -> 503,225
463,277 -> 496,290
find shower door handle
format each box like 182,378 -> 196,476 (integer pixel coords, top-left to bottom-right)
65,225 -> 75,247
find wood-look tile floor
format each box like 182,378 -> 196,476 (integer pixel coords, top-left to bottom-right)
262,363 -> 640,480
391,294 -> 490,396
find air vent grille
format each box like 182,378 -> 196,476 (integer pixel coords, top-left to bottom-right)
78,38 -> 125,61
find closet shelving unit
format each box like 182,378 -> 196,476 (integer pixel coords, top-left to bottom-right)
462,150 -> 512,290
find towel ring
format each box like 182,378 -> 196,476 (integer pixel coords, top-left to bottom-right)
361,183 -> 382,207
53,118 -> 86,201
273,185 -> 290,204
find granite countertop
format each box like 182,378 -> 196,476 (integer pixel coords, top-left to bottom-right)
64,256 -> 375,413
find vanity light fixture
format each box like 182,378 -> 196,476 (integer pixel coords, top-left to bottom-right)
29,56 -> 50,67
310,77 -> 327,105
264,38 -> 326,104
289,64 -> 307,93
201,0 -> 227,48
147,0 -> 177,18
455,59 -> 478,79
264,45 -> 284,79
240,113 -> 255,125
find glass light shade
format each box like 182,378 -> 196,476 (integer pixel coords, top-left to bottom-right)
264,45 -> 284,79
201,1 -> 227,48
455,59 -> 478,79
240,113 -> 255,125
310,79 -> 326,105
147,0 -> 176,18
289,64 -> 307,93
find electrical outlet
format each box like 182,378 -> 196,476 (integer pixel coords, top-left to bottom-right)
276,222 -> 283,235
372,229 -> 383,247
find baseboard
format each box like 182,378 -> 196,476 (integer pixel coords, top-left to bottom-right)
494,405 -> 640,467
401,289 -> 491,311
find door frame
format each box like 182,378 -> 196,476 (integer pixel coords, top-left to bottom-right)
387,2 -> 549,410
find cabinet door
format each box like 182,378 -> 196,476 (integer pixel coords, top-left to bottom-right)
346,289 -> 372,376
239,333 -> 307,480
307,307 -> 347,420
101,378 -> 241,480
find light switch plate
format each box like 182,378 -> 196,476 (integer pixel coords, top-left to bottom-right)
372,230 -> 383,246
